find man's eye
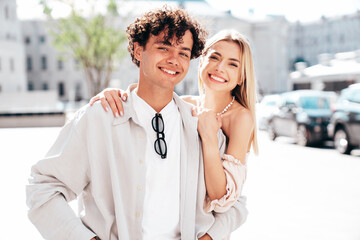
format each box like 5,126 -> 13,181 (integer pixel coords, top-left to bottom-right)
180,53 -> 189,58
158,47 -> 167,51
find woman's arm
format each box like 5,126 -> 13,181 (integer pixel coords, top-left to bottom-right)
203,109 -> 254,212
193,107 -> 254,211
192,107 -> 227,200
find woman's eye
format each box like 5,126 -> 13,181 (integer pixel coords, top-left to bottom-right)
209,56 -> 218,60
230,63 -> 238,67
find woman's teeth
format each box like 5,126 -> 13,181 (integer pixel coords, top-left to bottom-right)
210,74 -> 226,83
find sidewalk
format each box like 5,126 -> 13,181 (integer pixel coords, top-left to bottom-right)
2,128 -> 360,239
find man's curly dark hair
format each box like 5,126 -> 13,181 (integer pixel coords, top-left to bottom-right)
126,6 -> 208,67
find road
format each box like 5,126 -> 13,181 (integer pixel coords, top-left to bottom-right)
1,128 -> 359,239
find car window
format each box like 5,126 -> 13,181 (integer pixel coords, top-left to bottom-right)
348,89 -> 360,104
265,100 -> 277,106
299,96 -> 330,109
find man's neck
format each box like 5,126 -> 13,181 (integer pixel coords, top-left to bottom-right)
136,83 -> 174,113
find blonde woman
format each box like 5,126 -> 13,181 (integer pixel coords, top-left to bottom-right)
90,29 -> 258,215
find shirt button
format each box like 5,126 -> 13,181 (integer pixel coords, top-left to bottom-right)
139,159 -> 143,164
137,185 -> 142,190
136,212 -> 140,217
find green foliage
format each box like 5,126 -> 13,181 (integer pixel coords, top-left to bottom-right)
40,0 -> 127,97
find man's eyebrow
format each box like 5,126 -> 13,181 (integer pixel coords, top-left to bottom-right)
213,51 -> 240,63
154,40 -> 171,45
181,47 -> 192,52
154,40 -> 192,52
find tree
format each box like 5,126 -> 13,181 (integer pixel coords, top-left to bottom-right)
40,0 -> 127,97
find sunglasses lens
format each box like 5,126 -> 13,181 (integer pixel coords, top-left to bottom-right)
154,138 -> 167,157
152,115 -> 164,132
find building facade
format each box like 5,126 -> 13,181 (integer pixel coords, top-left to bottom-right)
0,0 -> 27,93
20,0 -> 290,100
288,11 -> 360,68
22,21 -> 85,101
3,0 -> 360,101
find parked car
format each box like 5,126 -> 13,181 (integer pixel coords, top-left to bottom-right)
328,84 -> 360,154
257,94 -> 281,130
267,90 -> 337,146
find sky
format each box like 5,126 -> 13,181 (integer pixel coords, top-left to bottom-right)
16,0 -> 360,22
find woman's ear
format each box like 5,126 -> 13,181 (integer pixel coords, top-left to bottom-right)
134,42 -> 143,62
238,71 -> 246,85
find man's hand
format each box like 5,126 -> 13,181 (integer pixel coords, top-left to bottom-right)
199,233 -> 213,240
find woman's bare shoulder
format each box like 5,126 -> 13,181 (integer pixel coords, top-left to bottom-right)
231,107 -> 254,130
180,95 -> 200,106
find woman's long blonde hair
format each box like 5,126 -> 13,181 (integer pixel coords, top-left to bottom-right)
198,29 -> 259,154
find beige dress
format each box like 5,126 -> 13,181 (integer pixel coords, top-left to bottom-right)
204,153 -> 248,240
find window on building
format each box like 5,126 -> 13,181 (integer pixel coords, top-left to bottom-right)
25,37 -> 31,44
42,83 -> 48,90
57,59 -> 63,70
10,58 -> 14,72
75,82 -> 82,101
39,36 -> 46,43
27,56 -> 32,71
5,5 -> 9,20
28,82 -> 34,91
58,82 -> 65,97
41,56 -> 47,70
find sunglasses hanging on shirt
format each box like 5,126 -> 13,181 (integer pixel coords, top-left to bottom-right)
151,113 -> 167,159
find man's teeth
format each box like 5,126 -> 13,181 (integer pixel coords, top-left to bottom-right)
161,68 -> 176,75
210,75 -> 226,82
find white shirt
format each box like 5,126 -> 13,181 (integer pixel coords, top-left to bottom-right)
132,90 -> 181,240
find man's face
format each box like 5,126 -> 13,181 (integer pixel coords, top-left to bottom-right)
134,30 -> 194,91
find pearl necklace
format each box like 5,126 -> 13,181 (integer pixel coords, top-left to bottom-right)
216,96 -> 235,116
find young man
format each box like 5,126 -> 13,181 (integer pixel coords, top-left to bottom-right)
26,6 -> 247,240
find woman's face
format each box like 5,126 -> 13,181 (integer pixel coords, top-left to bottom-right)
200,40 -> 242,93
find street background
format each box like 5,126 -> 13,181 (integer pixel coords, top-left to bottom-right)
1,127 -> 359,239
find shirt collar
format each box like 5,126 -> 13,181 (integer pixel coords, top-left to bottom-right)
112,88 -> 197,129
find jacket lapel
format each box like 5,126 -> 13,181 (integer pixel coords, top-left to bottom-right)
173,94 -> 200,239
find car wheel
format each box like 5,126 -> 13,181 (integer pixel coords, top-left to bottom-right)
297,125 -> 310,146
334,128 -> 353,154
268,123 -> 277,141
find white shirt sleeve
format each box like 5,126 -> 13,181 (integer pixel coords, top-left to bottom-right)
26,110 -> 96,240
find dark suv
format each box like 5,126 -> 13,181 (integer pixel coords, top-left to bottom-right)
328,84 -> 360,154
268,90 -> 337,146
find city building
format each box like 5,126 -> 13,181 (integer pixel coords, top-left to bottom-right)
21,0 -> 290,99
22,21 -> 85,101
0,0 -> 27,93
288,11 -> 360,69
